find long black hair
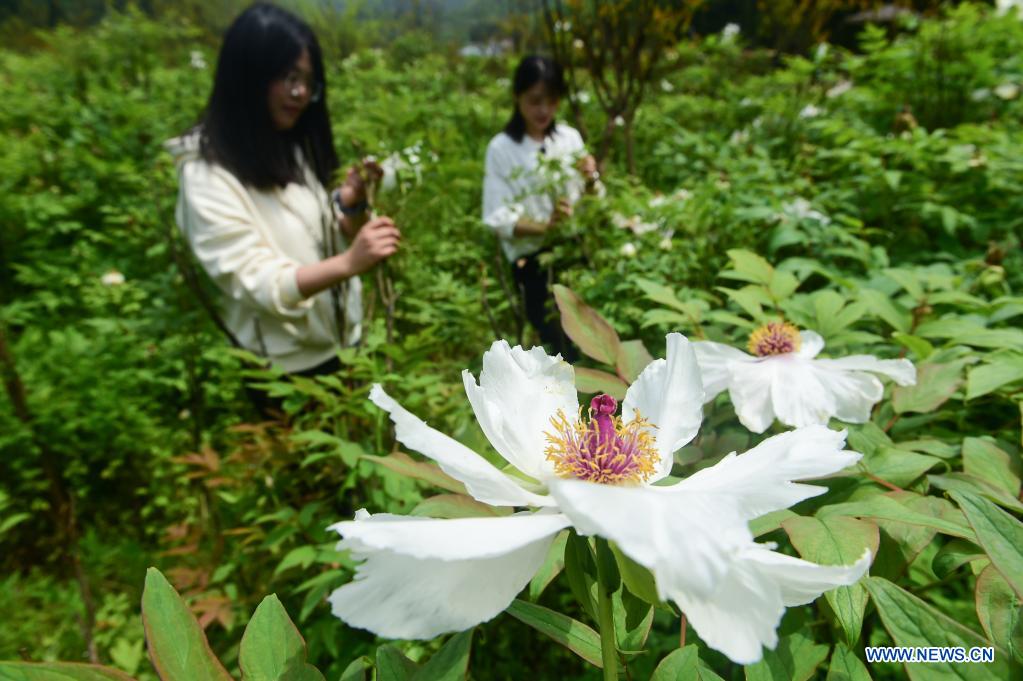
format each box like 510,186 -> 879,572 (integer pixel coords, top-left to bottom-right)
503,55 -> 567,143
199,3 -> 339,189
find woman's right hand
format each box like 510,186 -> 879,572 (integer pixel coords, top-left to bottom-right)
345,216 -> 400,275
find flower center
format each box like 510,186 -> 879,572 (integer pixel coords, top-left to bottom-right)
748,321 -> 801,357
544,394 -> 659,485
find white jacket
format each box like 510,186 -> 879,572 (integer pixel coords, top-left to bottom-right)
482,123 -> 593,262
167,133 -> 361,373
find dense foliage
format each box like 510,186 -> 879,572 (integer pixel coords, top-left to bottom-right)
1,2 -> 1022,679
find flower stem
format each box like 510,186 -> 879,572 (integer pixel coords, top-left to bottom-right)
594,538 -> 619,681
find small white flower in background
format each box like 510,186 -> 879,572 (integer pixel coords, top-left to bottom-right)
101,270 -> 125,286
648,194 -> 668,208
497,77 -> 510,89
826,80 -> 853,98
620,241 -> 638,257
814,43 -> 830,62
328,336 -> 870,664
715,177 -> 731,190
780,197 -> 830,225
673,188 -> 693,202
722,23 -> 741,42
751,116 -> 763,129
189,50 -> 206,70
612,213 -> 658,236
693,322 -> 916,433
576,90 -> 592,104
573,38 -> 585,50
739,97 -> 755,107
996,0 -> 1023,17
661,79 -> 674,93
554,19 -> 572,32
614,115 -> 626,127
971,88 -> 992,102
799,104 -> 822,119
994,82 -> 1020,100
730,129 -> 750,145
658,232 -> 674,251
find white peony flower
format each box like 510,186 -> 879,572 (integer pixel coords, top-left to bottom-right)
994,82 -> 1020,100
189,50 -> 206,70
614,115 -> 626,127
661,79 -> 674,93
101,270 -> 125,286
722,23 -> 741,42
781,197 -> 830,225
799,104 -> 822,119
693,323 -> 916,434
620,241 -> 638,257
826,80 -> 853,98
576,90 -> 592,104
328,336 -> 871,664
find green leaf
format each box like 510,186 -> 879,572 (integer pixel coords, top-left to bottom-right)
962,437 -> 1021,497
718,285 -> 770,321
0,663 -> 138,681
338,657 -> 372,681
864,576 -> 1010,680
651,646 -> 724,681
966,355 -> 1023,400
610,543 -> 660,606
951,491 -> 1023,601
412,630 -> 473,681
613,587 -> 654,654
819,493 -> 974,540
825,643 -> 872,681
563,532 -> 599,622
239,594 -> 324,681
783,516 -> 877,646
743,632 -> 829,681
932,539 -> 986,579
141,568 -> 233,681
724,249 -> 775,285
505,599 -> 604,669
975,565 -> 1023,664
871,492 -> 958,580
860,446 -> 941,488
615,339 -> 653,383
892,360 -> 969,414
749,509 -> 797,538
529,531 -> 568,601
859,289 -> 911,334
574,367 -> 628,400
553,284 -> 621,365
930,473 -> 1023,514
410,494 -> 510,519
375,646 -> 419,681
362,452 -> 467,495
891,333 -> 933,361
915,323 -> 1023,351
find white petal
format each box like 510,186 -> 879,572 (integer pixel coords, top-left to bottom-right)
809,366 -> 884,423
674,425 -> 860,521
622,333 -> 704,481
797,331 -> 826,358
726,358 -> 781,434
464,340 -> 579,481
671,545 -> 870,665
816,355 -> 917,386
744,545 -> 872,606
329,511 -> 570,639
768,356 -> 838,428
370,385 -> 553,507
548,479 -> 751,599
670,552 -> 783,665
691,340 -> 752,401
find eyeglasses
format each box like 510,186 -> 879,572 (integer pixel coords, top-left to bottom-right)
283,71 -> 323,103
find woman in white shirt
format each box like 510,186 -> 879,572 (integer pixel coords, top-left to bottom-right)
483,56 -> 600,362
168,4 -> 400,398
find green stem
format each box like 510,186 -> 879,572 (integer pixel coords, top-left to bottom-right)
594,538 -> 618,681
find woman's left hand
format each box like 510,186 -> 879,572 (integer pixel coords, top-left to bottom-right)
337,159 -> 384,208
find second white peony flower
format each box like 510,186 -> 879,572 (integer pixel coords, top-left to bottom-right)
328,333 -> 870,664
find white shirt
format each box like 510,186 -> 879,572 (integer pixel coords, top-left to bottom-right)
482,123 -> 593,262
167,133 -> 362,373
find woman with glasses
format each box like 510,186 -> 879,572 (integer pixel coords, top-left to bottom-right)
167,3 -> 399,407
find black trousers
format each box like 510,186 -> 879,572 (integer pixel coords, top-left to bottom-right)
246,355 -> 342,418
512,253 -> 579,363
